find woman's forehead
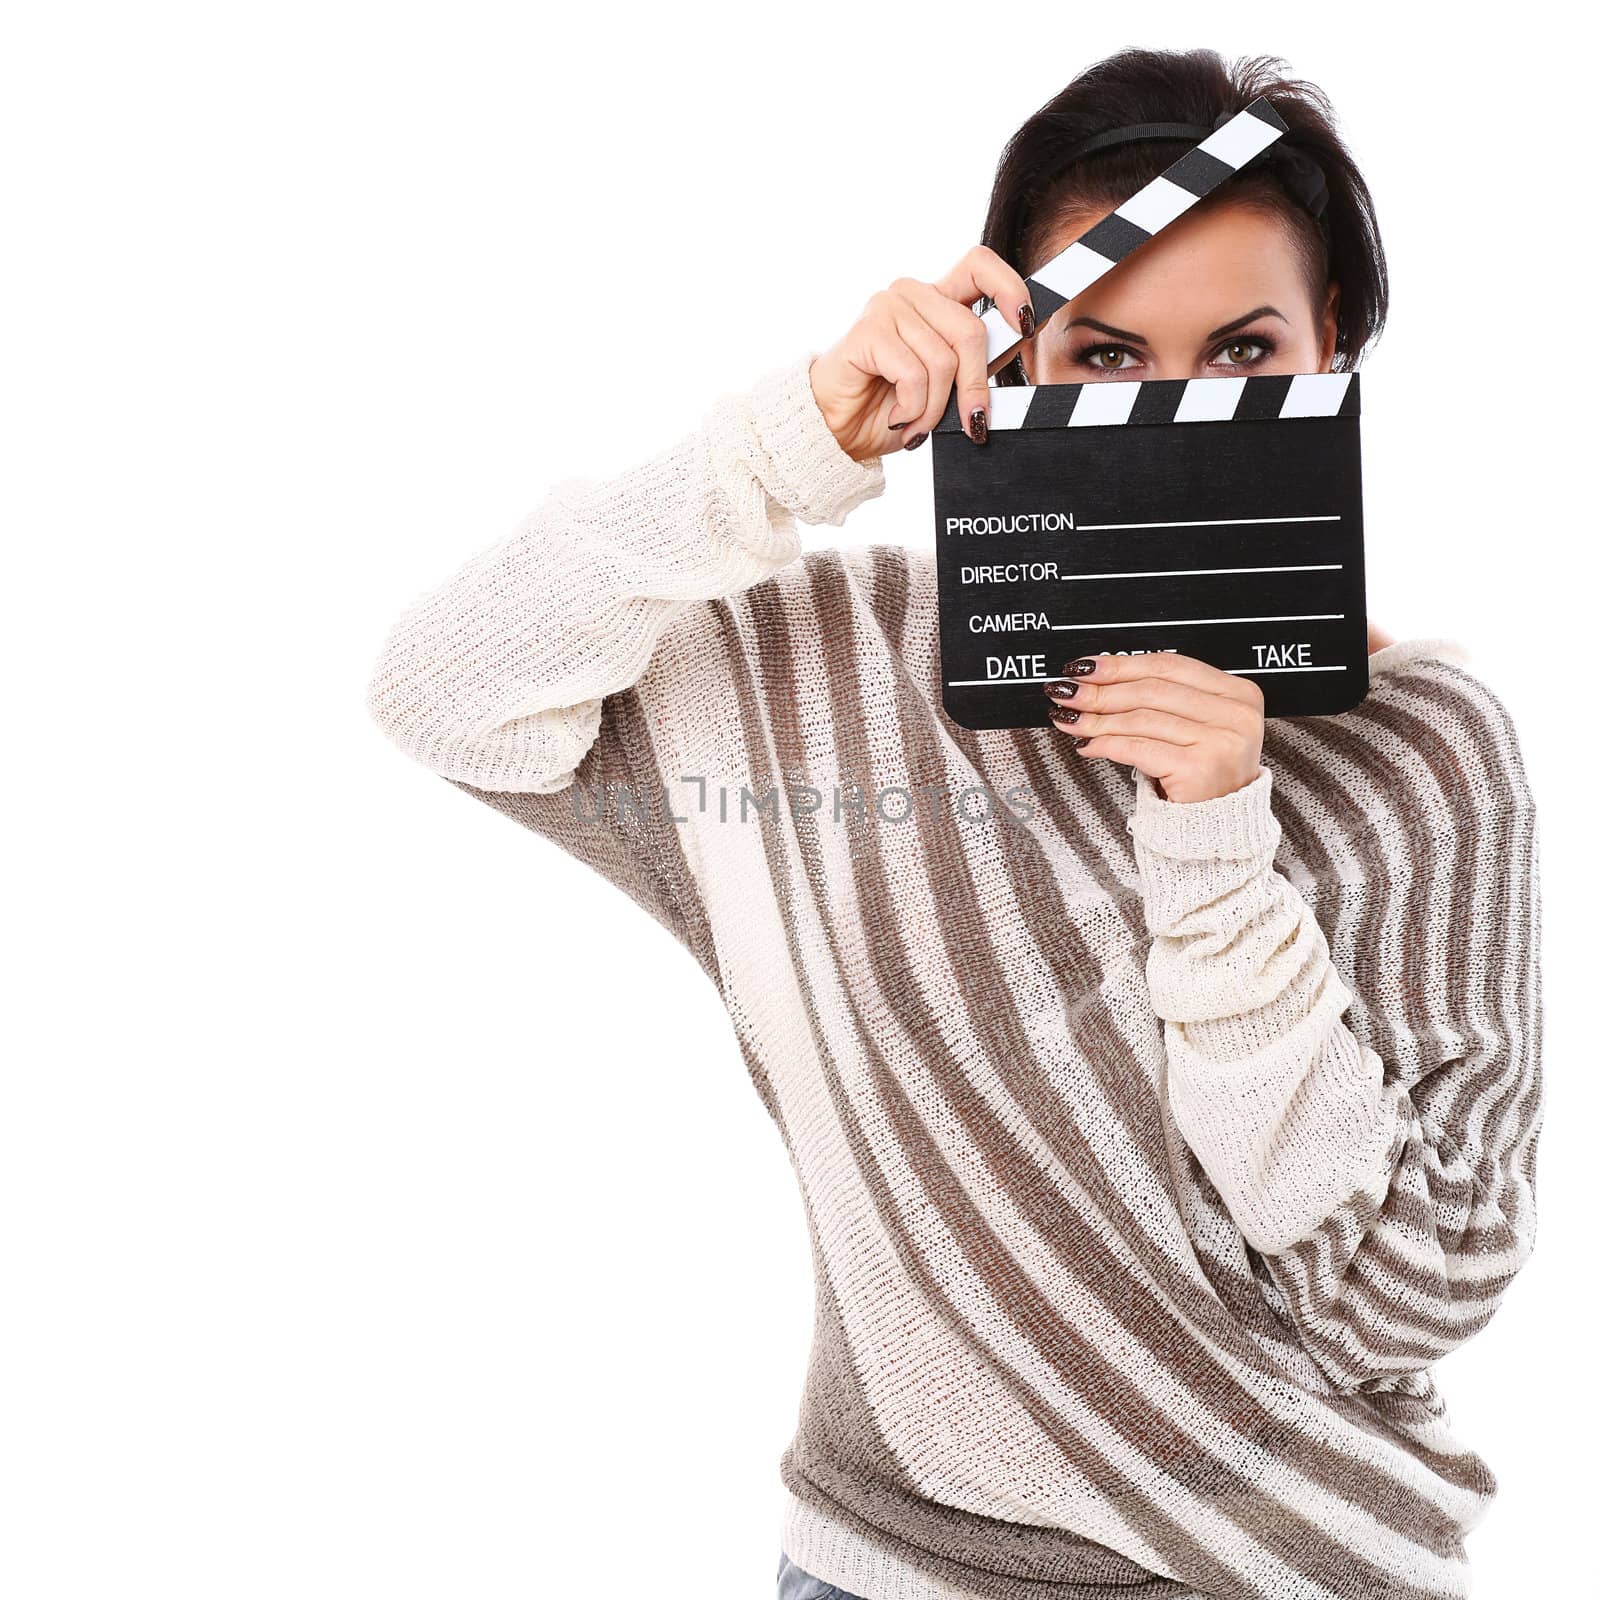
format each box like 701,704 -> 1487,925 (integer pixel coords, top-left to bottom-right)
1034,200 -> 1314,332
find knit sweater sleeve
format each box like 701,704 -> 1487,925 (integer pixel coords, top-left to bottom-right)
365,351 -> 885,795
1126,685 -> 1543,1394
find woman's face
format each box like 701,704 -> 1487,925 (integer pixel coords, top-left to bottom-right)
1020,198 -> 1339,385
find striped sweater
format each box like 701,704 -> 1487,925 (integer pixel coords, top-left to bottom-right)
366,352 -> 1544,1600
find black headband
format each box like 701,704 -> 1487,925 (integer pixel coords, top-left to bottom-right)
1051,113 -> 1330,221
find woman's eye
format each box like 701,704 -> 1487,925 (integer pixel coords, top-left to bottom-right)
1084,346 -> 1138,371
1214,338 -> 1271,367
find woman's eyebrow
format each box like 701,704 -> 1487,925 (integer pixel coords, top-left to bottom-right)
1062,316 -> 1148,343
1062,307 -> 1290,344
1206,305 -> 1288,340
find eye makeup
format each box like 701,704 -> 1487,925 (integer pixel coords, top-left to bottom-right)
1206,331 -> 1279,369
1060,326 -> 1285,378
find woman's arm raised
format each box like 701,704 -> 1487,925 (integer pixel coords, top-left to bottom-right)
1126,662 -> 1544,1394
365,353 -> 884,795
364,245 -> 1034,797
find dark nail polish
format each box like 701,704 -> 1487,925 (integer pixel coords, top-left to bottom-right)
969,408 -> 988,445
1071,735 -> 1092,749
1018,302 -> 1035,337
888,419 -> 909,431
1065,657 -> 1098,676
1049,705 -> 1081,725
1042,680 -> 1078,701
904,431 -> 928,451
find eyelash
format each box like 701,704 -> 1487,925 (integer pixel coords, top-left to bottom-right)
1075,333 -> 1280,373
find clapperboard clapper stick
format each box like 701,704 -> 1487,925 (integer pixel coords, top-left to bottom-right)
929,96 -> 1369,728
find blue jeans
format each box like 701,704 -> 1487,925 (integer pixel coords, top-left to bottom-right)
776,1549 -> 869,1600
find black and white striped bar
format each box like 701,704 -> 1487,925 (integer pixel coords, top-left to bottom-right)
978,95 -> 1289,367
935,371 -> 1358,432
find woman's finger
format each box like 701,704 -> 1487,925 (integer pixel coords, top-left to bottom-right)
1050,704 -> 1210,748
931,243 -> 1034,334
1058,650 -> 1265,711
895,277 -> 997,442
883,304 -> 962,438
1046,672 -> 1262,733
1063,733 -> 1184,777
855,293 -> 935,437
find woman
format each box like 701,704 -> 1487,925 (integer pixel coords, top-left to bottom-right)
367,47 -> 1542,1600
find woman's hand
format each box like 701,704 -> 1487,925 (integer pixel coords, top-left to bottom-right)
1043,652 -> 1265,804
809,245 -> 1035,461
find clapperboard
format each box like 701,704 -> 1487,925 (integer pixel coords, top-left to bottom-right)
931,97 -> 1368,729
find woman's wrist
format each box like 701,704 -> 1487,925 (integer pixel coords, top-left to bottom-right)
740,353 -> 884,528
1127,764 -> 1280,864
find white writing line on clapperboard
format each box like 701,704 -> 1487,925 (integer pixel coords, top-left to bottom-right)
944,513 -> 1342,536
1051,612 -> 1343,631
1075,514 -> 1341,531
962,562 -> 1341,588
946,663 -> 1351,685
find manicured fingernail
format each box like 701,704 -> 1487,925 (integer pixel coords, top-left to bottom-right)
888,419 -> 909,431
1048,705 -> 1081,725
969,408 -> 988,445
1066,656 -> 1099,676
1018,302 -> 1035,337
1071,735 -> 1092,749
904,431 -> 928,451
1042,680 -> 1078,702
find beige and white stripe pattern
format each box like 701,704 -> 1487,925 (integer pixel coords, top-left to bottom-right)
366,354 -> 1543,1600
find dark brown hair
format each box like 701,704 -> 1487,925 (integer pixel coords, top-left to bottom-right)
981,48 -> 1387,382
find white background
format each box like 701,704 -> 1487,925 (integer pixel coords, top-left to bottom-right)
4,4 -> 1588,1596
